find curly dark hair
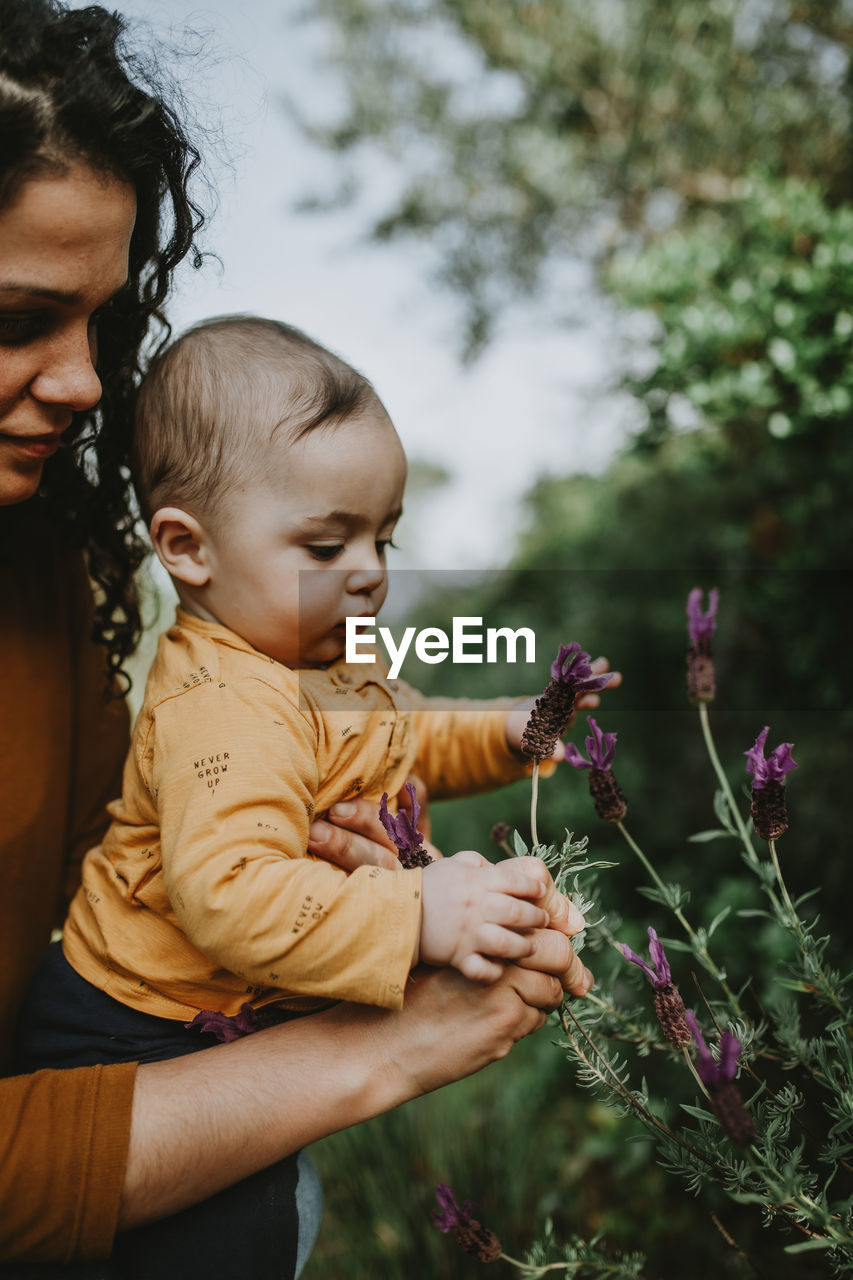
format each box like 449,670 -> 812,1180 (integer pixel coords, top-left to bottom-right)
0,0 -> 205,686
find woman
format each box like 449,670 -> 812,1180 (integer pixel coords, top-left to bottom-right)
0,0 -> 591,1271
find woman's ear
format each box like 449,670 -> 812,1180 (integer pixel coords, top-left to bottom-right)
150,507 -> 211,587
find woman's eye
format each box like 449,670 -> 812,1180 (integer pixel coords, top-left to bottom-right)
0,314 -> 44,344
306,544 -> 344,562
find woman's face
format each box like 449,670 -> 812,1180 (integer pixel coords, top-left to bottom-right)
0,163 -> 137,505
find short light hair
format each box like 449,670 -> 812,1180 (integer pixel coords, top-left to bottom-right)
133,315 -> 383,522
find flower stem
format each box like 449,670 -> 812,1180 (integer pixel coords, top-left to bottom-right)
615,820 -> 742,1016
530,760 -> 540,848
768,838 -> 851,1028
698,702 -> 756,860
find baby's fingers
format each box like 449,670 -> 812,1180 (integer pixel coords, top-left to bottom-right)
483,894 -> 549,932
487,861 -> 552,901
458,953 -> 505,984
468,924 -> 536,969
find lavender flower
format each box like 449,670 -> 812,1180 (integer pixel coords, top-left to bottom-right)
565,716 -> 627,822
378,782 -> 432,869
185,1003 -> 258,1042
621,927 -> 692,1048
521,643 -> 614,761
685,587 -> 719,703
686,587 -> 719,645
490,822 -> 512,849
432,1184 -> 502,1263
686,1012 -> 755,1146
745,727 -> 797,839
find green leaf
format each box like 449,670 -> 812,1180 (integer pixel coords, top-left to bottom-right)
680,1103 -> 716,1123
512,829 -> 529,858
784,1239 -> 834,1254
688,829 -> 734,843
735,909 -> 773,919
707,905 -> 732,937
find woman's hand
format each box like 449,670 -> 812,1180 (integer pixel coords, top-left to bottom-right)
307,776 -> 441,870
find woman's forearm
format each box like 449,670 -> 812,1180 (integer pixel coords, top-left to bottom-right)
119,952 -> 567,1229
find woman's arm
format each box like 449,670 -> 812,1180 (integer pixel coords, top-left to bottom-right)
121,930 -> 575,1229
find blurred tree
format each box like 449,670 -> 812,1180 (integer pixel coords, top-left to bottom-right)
301,0 -> 852,349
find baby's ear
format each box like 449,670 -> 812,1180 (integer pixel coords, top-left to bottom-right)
150,507 -> 211,587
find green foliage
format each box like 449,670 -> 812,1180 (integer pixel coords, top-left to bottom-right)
608,172 -> 853,569
300,0 -> 853,348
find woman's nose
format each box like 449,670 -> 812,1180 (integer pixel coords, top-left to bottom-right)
30,326 -> 102,412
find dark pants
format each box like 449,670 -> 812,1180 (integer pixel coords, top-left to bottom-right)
11,946 -> 301,1280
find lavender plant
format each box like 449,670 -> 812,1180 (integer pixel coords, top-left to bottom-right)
434,597 -> 853,1276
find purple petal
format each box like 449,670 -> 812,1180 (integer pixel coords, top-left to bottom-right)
564,742 -> 592,770
744,727 -> 771,784
432,1184 -> 474,1233
185,1004 -> 258,1042
745,728 -> 797,788
621,943 -> 657,985
685,1011 -> 718,1085
686,587 -> 719,645
646,927 -> 672,986
768,742 -> 798,780
378,792 -> 396,843
718,1031 -> 743,1081
378,786 -> 425,856
585,717 -> 616,771
550,642 -> 583,682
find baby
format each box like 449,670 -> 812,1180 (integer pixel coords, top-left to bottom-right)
23,315 -> 586,1071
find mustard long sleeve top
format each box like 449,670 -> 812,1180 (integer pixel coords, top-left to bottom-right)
63,611 -> 536,1021
0,499 -> 136,1263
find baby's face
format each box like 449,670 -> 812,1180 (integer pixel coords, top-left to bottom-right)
200,407 -> 407,668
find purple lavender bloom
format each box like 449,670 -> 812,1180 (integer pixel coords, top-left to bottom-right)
564,717 -> 617,772
744,727 -> 798,789
185,1003 -> 258,1042
379,782 -> 425,856
621,926 -> 673,991
621,927 -> 691,1047
686,588 -> 719,645
685,1012 -> 755,1145
432,1184 -> 476,1234
432,1184 -> 502,1263
685,1013 -> 742,1086
550,642 -> 615,694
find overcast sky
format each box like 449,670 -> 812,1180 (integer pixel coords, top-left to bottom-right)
117,0 -> 631,571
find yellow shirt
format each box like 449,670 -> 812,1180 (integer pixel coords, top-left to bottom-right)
63,611 -> 535,1019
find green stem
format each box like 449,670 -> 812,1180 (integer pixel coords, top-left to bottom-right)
768,837 -> 850,1027
615,820 -> 742,1016
698,702 -> 756,860
699,706 -> 850,1024
499,1256 -> 630,1277
530,759 -> 540,848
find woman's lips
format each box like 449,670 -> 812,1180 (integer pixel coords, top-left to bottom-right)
0,433 -> 62,459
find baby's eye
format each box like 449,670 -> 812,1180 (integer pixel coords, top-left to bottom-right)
306,544 -> 344,562
376,538 -> 399,557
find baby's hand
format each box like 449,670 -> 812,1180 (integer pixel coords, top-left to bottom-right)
417,851 -> 550,983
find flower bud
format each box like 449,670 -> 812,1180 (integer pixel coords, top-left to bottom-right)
751,778 -> 789,840
653,984 -> 692,1048
588,767 -> 628,823
453,1221 -> 502,1263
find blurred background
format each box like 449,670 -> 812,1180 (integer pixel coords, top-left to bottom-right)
114,1 -> 852,1274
